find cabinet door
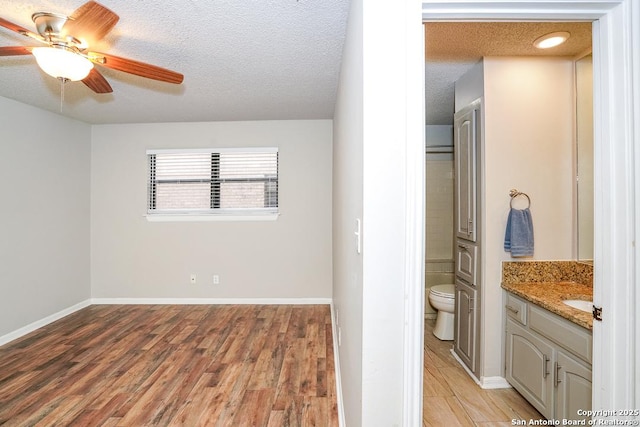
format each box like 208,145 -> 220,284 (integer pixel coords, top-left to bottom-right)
455,240 -> 477,285
454,105 -> 478,242
505,318 -> 555,419
454,280 -> 477,372
555,350 -> 592,422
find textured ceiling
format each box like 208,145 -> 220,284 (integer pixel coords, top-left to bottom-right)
425,22 -> 593,125
0,0 -> 349,124
0,5 -> 594,127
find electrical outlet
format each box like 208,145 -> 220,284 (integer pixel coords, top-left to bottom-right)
213,275 -> 220,285
190,274 -> 196,284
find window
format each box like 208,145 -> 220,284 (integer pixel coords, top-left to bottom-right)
147,148 -> 278,218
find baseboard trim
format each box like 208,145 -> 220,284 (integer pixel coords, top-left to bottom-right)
450,349 -> 511,389
90,297 -> 332,305
330,302 -> 346,427
450,348 -> 482,385
479,376 -> 511,389
0,299 -> 92,347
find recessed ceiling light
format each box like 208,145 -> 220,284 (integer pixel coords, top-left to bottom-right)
533,31 -> 571,49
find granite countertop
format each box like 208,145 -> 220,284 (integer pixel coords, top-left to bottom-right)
501,281 -> 593,330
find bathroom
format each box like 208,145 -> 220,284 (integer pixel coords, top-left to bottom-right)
423,21 -> 595,422
423,125 -> 455,324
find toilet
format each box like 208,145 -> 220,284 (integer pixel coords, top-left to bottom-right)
428,284 -> 456,340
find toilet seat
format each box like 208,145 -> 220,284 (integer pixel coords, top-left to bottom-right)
430,284 -> 455,298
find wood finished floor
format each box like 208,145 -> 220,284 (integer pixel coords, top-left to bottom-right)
0,304 -> 337,426
423,318 -> 543,426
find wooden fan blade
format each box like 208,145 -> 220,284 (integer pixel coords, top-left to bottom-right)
61,1 -> 119,46
82,68 -> 113,93
0,46 -> 33,56
0,17 -> 44,42
0,16 -> 31,35
90,52 -> 184,84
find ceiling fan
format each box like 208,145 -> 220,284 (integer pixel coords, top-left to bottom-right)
0,1 -> 183,93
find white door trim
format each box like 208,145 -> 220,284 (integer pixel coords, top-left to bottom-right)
406,1 -> 639,424
402,2 -> 427,427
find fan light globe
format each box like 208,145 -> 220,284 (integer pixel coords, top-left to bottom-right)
32,47 -> 94,81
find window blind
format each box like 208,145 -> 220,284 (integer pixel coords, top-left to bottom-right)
147,148 -> 278,215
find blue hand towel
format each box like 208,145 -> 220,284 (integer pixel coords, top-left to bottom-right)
504,207 -> 534,257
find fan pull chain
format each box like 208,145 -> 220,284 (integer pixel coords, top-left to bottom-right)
59,77 -> 69,113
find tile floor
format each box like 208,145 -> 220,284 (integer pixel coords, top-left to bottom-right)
423,318 -> 544,426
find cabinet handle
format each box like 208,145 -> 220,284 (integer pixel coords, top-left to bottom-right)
555,362 -> 562,387
543,355 -> 550,378
469,297 -> 474,314
458,244 -> 469,251
506,305 -> 519,315
468,219 -> 473,234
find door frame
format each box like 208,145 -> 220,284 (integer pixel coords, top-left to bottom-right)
405,1 -> 638,425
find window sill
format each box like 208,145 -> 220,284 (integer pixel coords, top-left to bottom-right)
145,213 -> 279,222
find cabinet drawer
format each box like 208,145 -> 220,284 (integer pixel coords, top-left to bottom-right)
456,241 -> 477,285
529,305 -> 593,364
505,293 -> 527,325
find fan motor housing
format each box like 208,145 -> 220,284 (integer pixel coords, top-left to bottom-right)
32,12 -> 84,48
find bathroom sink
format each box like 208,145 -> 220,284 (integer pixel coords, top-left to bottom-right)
562,299 -> 593,313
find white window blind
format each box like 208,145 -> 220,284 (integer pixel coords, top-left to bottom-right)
147,148 -> 278,216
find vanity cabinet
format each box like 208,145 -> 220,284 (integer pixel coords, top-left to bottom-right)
555,350 -> 593,421
505,292 -> 592,421
506,318 -> 554,417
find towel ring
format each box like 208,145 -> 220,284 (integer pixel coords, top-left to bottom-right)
509,189 -> 531,209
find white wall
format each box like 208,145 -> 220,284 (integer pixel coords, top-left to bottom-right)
0,96 -> 91,338
482,57 -> 575,378
333,0 -> 424,425
91,120 -> 333,300
455,60 -> 484,111
361,0 -> 418,417
332,0 -> 364,423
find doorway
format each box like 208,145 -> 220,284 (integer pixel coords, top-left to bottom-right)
422,21 -> 593,423
407,1 -> 638,425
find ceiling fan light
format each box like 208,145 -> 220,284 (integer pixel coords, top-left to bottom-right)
32,47 -> 93,81
533,31 -> 571,49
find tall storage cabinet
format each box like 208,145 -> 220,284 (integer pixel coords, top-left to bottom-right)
453,99 -> 482,377
451,57 -> 575,383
